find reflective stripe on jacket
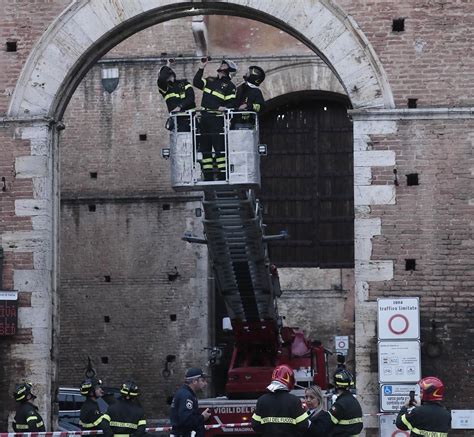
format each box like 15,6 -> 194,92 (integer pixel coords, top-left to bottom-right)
396,402 -> 451,436
329,390 -> 363,436
12,401 -> 45,432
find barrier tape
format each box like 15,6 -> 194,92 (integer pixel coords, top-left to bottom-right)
0,422 -> 253,437
1,414 -> 397,436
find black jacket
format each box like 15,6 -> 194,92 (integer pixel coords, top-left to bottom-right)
193,69 -> 236,111
235,82 -> 265,113
306,409 -> 333,437
157,75 -> 195,113
251,390 -> 309,437
105,397 -> 146,437
80,397 -> 113,437
328,391 -> 363,436
396,402 -> 451,436
170,384 -> 205,437
12,401 -> 45,432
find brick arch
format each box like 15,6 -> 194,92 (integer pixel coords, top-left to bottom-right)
9,0 -> 393,119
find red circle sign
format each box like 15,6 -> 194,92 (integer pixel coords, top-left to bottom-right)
338,341 -> 346,348
388,314 -> 409,335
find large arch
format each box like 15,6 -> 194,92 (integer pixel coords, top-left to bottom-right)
9,0 -> 393,119
5,0 -> 398,431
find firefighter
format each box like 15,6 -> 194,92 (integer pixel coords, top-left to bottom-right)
157,60 -> 195,132
327,368 -> 363,436
79,377 -> 112,437
251,364 -> 309,436
233,65 -> 266,129
304,385 -> 332,437
193,58 -> 237,181
12,382 -> 46,432
395,376 -> 451,436
105,381 -> 146,437
169,367 -> 211,437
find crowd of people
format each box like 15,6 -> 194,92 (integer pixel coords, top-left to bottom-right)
157,58 -> 266,181
12,365 -> 450,437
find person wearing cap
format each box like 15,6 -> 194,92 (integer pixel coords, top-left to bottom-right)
233,65 -> 266,129
105,381 -> 146,437
12,382 -> 46,432
251,365 -> 309,436
79,377 -> 112,437
169,367 -> 211,437
157,60 -> 195,132
193,58 -> 237,181
396,376 -> 451,436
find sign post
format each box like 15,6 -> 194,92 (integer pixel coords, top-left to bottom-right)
380,383 -> 420,412
0,291 -> 18,336
378,298 -> 420,340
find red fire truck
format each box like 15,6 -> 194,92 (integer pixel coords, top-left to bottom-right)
165,110 -> 330,435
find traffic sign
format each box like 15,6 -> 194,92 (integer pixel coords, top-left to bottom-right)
378,298 -> 420,340
379,414 -> 409,437
380,383 -> 420,412
378,340 -> 420,383
335,335 -> 349,355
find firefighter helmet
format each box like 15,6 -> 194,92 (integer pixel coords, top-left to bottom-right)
217,59 -> 238,77
244,66 -> 266,86
159,65 -> 176,83
271,365 -> 295,390
80,378 -> 103,396
419,376 -> 445,401
333,368 -> 355,389
120,381 -> 140,397
13,382 -> 35,402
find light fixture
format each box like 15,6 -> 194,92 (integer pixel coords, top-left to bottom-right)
258,144 -> 267,155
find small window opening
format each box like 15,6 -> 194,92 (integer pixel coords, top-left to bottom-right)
101,356 -> 109,364
104,316 -> 110,323
170,314 -> 177,322
139,134 -> 147,141
90,172 -> 97,179
406,173 -> 419,186
6,41 -> 17,52
405,259 -> 416,271
104,275 -> 111,282
163,204 -> 170,210
392,18 -> 405,32
408,98 -> 418,108
88,204 -> 96,212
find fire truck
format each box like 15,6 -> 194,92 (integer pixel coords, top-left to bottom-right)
163,110 -> 330,435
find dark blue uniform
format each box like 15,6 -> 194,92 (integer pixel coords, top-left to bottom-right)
12,401 -> 45,432
170,384 -> 205,437
396,402 -> 451,436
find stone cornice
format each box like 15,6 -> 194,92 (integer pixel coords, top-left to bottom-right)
350,107 -> 474,120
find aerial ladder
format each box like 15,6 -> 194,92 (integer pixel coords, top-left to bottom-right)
162,110 -> 328,398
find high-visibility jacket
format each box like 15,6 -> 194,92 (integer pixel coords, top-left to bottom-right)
328,390 -> 363,436
193,69 -> 236,111
235,82 -> 265,113
157,75 -> 195,114
170,384 -> 205,437
80,397 -> 112,437
396,402 -> 451,436
12,401 -> 45,432
251,390 -> 309,437
105,397 -> 146,437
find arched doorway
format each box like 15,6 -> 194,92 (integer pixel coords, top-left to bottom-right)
259,92 -> 354,268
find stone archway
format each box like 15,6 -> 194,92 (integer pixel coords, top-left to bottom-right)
5,0 -> 397,430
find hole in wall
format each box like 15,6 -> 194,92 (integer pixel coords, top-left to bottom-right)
6,41 -> 17,52
405,259 -> 416,271
88,204 -> 96,212
406,173 -> 419,186
392,18 -> 405,32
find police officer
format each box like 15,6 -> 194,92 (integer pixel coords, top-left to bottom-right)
12,382 -> 45,432
193,58 -> 237,181
233,65 -> 266,129
251,364 -> 309,436
79,377 -> 112,437
169,367 -> 211,437
327,368 -> 363,436
105,381 -> 146,437
157,60 -> 195,131
396,376 -> 451,436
